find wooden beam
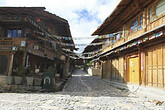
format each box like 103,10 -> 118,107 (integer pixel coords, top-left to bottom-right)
117,4 -> 130,8
0,9 -> 15,15
139,50 -> 142,85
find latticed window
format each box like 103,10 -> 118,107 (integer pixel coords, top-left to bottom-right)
156,0 -> 165,16
130,19 -> 138,33
140,14 -> 143,28
116,33 -> 120,40
8,28 -> 22,38
149,7 -> 152,21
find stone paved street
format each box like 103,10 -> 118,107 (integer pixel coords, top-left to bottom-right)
0,69 -> 164,110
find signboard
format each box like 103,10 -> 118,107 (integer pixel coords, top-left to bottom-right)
21,41 -> 26,47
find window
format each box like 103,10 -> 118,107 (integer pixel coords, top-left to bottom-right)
110,34 -> 114,43
140,14 -> 143,28
156,0 -> 165,16
106,39 -> 109,46
130,19 -> 138,33
17,29 -> 22,37
12,29 -> 16,38
7,28 -> 22,38
125,25 -> 129,36
116,33 -> 120,40
149,7 -> 152,21
52,42 -> 56,51
8,29 -> 12,37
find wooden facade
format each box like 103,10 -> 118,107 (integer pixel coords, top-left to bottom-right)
83,39 -> 103,76
92,0 -> 165,88
0,7 -> 74,77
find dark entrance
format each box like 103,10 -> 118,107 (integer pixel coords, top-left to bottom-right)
0,55 -> 8,74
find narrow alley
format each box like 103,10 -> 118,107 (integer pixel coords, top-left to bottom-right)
0,69 -> 164,110
0,1 -> 165,110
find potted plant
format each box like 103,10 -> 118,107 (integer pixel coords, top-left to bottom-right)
46,66 -> 56,77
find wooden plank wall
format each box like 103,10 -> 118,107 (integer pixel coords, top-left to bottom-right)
145,43 -> 165,87
102,60 -> 111,79
111,57 -> 124,82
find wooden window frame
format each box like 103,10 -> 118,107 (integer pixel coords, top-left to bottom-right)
148,0 -> 165,23
7,27 -> 22,38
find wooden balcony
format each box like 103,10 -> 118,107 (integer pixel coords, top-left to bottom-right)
0,37 -> 13,46
26,39 -> 62,60
102,28 -> 144,53
0,37 -> 27,51
146,15 -> 165,32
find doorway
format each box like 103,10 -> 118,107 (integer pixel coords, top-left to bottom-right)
129,57 -> 139,84
0,55 -> 8,74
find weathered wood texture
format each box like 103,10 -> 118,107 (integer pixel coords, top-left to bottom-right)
102,0 -> 165,54
145,43 -> 165,87
102,57 -> 124,82
102,60 -> 111,79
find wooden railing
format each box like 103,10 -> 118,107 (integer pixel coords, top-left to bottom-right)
146,15 -> 165,32
0,37 -> 13,46
102,29 -> 144,53
102,15 -> 165,54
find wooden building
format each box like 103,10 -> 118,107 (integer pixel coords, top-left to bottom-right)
0,7 -> 75,78
83,38 -> 105,76
83,38 -> 103,65
92,0 -> 165,88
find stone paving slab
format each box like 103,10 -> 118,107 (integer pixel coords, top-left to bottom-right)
0,69 -> 164,110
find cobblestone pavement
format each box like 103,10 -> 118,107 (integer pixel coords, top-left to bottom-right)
0,69 -> 164,110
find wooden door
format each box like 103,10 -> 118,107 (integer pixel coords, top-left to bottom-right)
129,57 -> 139,84
146,44 -> 164,87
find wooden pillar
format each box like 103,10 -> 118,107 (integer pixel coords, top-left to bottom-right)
39,59 -> 42,72
8,53 -> 14,76
139,51 -> 142,85
101,61 -> 104,79
25,55 -> 29,67
143,51 -> 146,86
126,55 -> 129,82
146,6 -> 149,30
63,56 -> 70,78
162,44 -> 164,87
22,51 -> 27,66
143,8 -> 147,32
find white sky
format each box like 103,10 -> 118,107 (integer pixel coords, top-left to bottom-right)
0,0 -> 120,53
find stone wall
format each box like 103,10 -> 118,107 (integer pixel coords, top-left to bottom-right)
87,68 -> 102,77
